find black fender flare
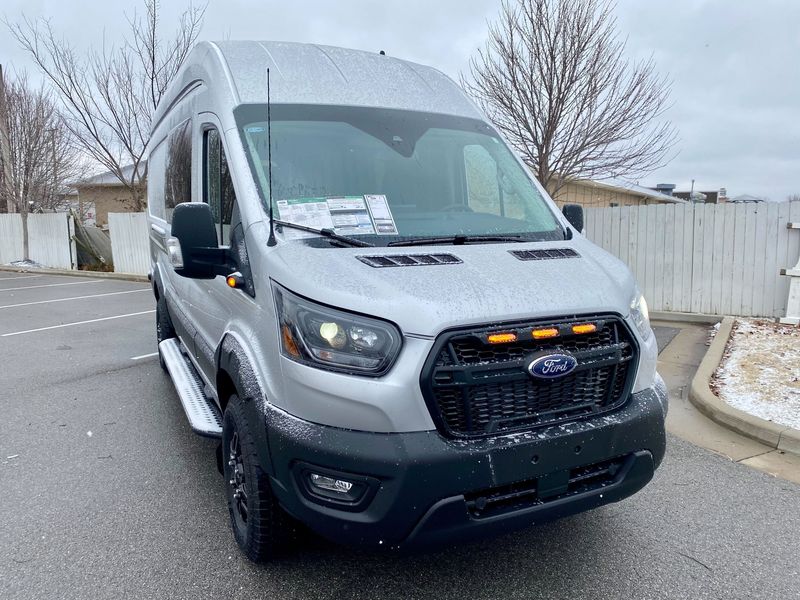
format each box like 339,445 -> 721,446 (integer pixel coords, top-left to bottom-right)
151,263 -> 165,300
216,333 -> 275,475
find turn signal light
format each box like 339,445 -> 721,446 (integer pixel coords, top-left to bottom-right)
488,332 -> 517,344
281,324 -> 301,357
226,271 -> 245,289
532,328 -> 559,339
572,323 -> 597,335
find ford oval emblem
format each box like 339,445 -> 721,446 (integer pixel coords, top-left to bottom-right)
527,353 -> 578,379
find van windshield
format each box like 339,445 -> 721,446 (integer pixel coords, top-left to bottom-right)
235,105 -> 563,245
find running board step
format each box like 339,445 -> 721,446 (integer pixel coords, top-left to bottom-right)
159,338 -> 222,438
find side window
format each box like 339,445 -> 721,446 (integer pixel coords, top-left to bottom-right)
147,141 -> 167,220
164,119 -> 192,223
204,127 -> 238,245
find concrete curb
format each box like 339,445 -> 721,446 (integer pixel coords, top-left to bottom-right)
651,310 -> 722,325
0,265 -> 149,284
688,316 -> 800,456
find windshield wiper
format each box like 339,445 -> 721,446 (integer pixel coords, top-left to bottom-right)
274,220 -> 373,248
387,234 -> 527,247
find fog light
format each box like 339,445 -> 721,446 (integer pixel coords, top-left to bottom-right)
295,463 -> 378,508
309,472 -> 354,494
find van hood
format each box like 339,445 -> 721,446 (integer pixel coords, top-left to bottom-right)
265,234 -> 635,337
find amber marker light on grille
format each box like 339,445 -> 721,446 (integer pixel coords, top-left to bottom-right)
572,323 -> 597,335
532,327 -> 559,339
487,332 -> 517,344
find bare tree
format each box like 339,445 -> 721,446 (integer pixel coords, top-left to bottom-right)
0,66 -> 13,214
0,70 -> 81,260
788,194 -> 800,203
462,0 -> 678,197
5,0 -> 206,211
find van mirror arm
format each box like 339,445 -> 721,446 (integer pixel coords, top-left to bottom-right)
186,246 -> 238,278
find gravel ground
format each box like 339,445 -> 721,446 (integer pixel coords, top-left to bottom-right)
1,273 -> 799,599
713,319 -> 800,430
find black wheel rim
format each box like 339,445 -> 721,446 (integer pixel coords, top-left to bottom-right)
227,430 -> 249,531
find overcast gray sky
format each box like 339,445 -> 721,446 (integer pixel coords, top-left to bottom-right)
2,0 -> 798,200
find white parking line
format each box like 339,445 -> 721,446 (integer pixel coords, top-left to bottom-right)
0,274 -> 43,281
0,288 -> 150,310
0,280 -> 103,292
1,310 -> 155,337
0,288 -> 149,309
131,352 -> 158,360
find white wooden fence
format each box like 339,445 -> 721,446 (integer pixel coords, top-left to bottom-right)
108,212 -> 150,275
585,201 -> 800,318
4,205 -> 799,319
0,213 -> 23,264
0,213 -> 75,269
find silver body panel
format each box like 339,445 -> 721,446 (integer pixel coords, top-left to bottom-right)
148,41 -> 658,433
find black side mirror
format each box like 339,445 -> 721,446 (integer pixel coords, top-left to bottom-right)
562,204 -> 584,233
169,202 -> 235,279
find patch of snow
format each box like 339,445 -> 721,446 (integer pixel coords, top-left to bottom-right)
712,319 -> 800,430
5,259 -> 44,268
706,322 -> 721,345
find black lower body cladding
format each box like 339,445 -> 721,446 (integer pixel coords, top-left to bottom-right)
264,387 -> 667,550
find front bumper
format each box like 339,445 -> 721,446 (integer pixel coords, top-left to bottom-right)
265,376 -> 668,549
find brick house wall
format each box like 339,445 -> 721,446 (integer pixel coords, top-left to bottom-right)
74,186 -> 140,227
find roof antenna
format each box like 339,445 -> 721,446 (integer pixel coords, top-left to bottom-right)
266,67 -> 277,247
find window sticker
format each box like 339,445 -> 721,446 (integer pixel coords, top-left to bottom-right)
276,195 -> 398,237
326,196 -> 376,236
364,194 -> 399,235
275,197 -> 334,230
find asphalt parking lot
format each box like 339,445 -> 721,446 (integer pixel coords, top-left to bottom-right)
1,271 -> 798,600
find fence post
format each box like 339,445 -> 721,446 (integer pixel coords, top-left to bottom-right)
68,213 -> 77,270
779,221 -> 800,324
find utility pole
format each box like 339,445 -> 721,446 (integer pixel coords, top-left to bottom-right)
0,64 -> 14,214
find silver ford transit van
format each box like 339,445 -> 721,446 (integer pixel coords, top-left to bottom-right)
148,41 -> 667,561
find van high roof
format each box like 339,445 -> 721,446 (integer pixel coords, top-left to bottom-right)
153,40 -> 482,127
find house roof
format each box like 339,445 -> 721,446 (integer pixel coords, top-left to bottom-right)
580,178 -> 688,204
77,161 -> 146,187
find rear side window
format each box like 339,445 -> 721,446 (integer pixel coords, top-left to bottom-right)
164,119 -> 192,222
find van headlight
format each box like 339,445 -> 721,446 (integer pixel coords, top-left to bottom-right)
272,283 -> 402,375
630,290 -> 652,341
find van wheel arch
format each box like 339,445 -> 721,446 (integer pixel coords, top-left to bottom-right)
216,334 -> 275,477
216,335 -> 264,405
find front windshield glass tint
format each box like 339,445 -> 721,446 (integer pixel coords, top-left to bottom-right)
235,105 -> 561,244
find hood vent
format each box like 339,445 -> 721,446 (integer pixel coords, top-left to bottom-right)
357,253 -> 462,268
509,248 -> 580,261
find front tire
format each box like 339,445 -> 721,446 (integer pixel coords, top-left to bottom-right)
222,393 -> 293,562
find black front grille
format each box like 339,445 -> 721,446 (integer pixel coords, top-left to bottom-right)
421,316 -> 637,438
